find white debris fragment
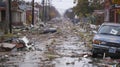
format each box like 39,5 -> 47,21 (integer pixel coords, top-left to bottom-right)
83,55 -> 88,58
19,36 -> 35,50
18,53 -> 22,56
4,55 -> 9,58
90,24 -> 97,29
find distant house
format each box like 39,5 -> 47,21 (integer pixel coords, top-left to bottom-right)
91,0 -> 120,23
26,2 -> 41,25
0,0 -> 26,27
0,0 -> 41,27
104,0 -> 120,23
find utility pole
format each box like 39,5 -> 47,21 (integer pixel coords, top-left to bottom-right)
48,0 -> 51,20
6,0 -> 12,33
42,0 -> 50,22
42,0 -> 45,22
45,0 -> 47,22
32,0 -> 34,25
45,0 -> 50,22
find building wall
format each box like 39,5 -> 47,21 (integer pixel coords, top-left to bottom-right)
104,0 -> 111,22
12,11 -> 22,25
104,0 -> 120,23
21,11 -> 26,24
12,12 -> 20,22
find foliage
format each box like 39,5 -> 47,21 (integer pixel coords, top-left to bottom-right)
73,0 -> 104,17
73,0 -> 91,17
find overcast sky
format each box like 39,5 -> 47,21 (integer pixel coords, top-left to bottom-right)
25,0 -> 76,15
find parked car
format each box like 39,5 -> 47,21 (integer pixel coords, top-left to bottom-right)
92,23 -> 120,57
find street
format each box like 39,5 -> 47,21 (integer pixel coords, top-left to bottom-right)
0,18 -> 91,67
0,18 -> 119,67
1,0 -> 120,67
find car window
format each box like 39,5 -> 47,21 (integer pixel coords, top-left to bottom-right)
98,25 -> 120,36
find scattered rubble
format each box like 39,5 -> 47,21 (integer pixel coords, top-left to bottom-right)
18,36 -> 35,50
0,36 -> 35,51
0,43 -> 16,51
0,19 -> 120,67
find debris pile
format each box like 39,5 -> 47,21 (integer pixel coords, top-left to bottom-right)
0,36 -> 34,51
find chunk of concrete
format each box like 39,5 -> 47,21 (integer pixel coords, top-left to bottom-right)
0,43 -> 16,49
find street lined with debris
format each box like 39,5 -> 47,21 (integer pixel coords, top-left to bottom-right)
0,18 -> 120,67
